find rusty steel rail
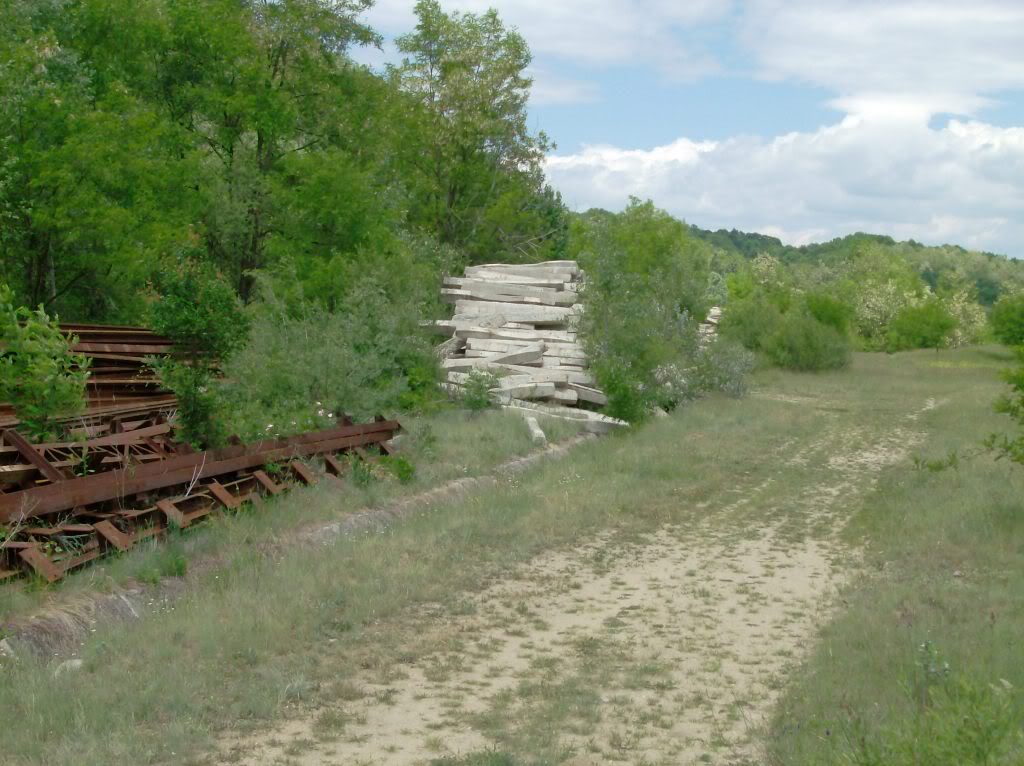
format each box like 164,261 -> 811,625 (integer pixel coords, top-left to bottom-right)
0,419 -> 400,583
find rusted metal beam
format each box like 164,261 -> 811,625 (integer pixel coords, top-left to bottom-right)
0,420 -> 399,522
3,429 -> 67,484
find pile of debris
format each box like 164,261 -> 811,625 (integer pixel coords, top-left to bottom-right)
699,306 -> 722,344
426,260 -> 626,433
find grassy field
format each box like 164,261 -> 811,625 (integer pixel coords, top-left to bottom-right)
0,348 -> 1021,765
768,347 -> 1024,764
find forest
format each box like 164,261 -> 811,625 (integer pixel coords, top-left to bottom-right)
2,0 -> 1024,443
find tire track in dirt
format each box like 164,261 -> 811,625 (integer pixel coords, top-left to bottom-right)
220,400 -> 938,766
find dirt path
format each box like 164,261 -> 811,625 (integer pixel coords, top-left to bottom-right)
221,401 -> 936,766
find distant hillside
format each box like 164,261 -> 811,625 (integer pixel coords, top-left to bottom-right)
689,226 -> 1024,306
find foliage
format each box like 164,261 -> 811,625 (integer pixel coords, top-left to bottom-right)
764,310 -> 852,371
943,288 -> 988,348
844,672 -> 1022,765
0,0 -> 561,321
147,254 -> 248,363
461,370 -> 498,413
146,256 -> 247,447
990,349 -> 1024,466
574,200 -> 714,421
0,283 -> 89,440
719,293 -> 785,352
216,278 -> 437,442
689,339 -> 756,398
991,293 -> 1024,347
392,0 -> 564,263
379,455 -> 417,484
885,298 -> 957,352
804,291 -> 853,334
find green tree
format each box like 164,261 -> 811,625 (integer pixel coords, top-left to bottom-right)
153,0 -> 378,300
991,294 -> 1024,347
147,255 -> 248,447
574,200 -> 716,420
393,0 -> 562,262
886,299 -> 957,351
0,0 -> 191,320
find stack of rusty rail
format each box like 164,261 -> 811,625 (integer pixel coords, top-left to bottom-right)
0,323 -> 177,432
0,418 -> 400,583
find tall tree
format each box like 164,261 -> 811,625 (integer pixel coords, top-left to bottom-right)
392,0 -> 564,262
154,0 -> 378,300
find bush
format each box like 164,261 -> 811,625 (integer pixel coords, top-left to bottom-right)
804,291 -> 853,334
886,298 -> 957,351
461,370 -> 498,412
844,668 -> 1023,766
146,256 -> 248,448
764,311 -> 852,371
990,348 -> 1024,466
576,200 -> 715,422
582,271 -> 700,422
690,339 -> 756,398
991,294 -> 1024,347
0,284 -> 89,440
718,294 -> 784,352
216,277 -> 438,441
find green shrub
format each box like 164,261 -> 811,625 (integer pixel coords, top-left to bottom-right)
690,339 -> 756,398
844,666 -> 1023,766
764,311 -> 852,371
576,199 -> 719,422
217,277 -> 438,440
991,293 -> 1024,347
990,348 -> 1024,466
719,294 -> 784,352
804,291 -> 853,334
146,256 -> 248,448
582,271 -> 700,422
461,370 -> 498,413
885,298 -> 957,351
379,455 -> 416,484
0,284 -> 89,440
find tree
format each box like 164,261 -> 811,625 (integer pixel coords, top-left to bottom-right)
154,0 -> 379,301
886,299 -> 957,351
990,349 -> 1024,466
574,200 -> 715,420
991,294 -> 1024,347
0,0 -> 190,320
392,0 -> 562,262
147,254 -> 247,447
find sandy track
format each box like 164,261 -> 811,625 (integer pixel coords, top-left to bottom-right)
221,401 -> 935,766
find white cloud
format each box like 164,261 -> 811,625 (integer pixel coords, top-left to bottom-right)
545,116 -> 1024,255
526,68 -> 601,106
358,1 -> 732,89
741,0 -> 1024,119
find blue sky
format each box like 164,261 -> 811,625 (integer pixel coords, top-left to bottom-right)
356,1 -> 1024,257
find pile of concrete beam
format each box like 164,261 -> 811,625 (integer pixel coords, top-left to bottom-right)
425,261 -> 627,433
699,306 -> 722,344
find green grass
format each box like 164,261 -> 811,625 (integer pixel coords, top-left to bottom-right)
768,347 -> 1024,764
0,348 -> 1020,765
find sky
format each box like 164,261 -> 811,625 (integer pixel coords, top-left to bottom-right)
354,1 -> 1024,257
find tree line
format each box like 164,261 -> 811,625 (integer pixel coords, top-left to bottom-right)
0,0 -> 565,320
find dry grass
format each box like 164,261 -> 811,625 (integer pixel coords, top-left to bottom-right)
0,349 -> 1019,765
